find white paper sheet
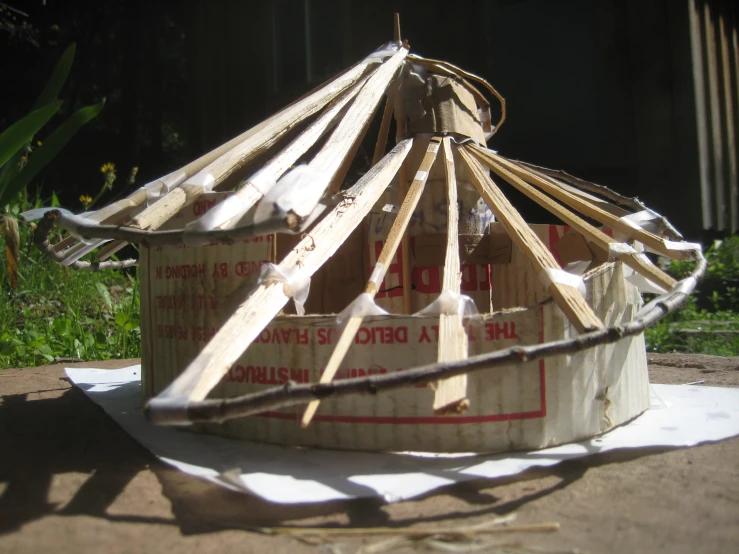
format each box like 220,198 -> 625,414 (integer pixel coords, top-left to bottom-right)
66,366 -> 739,504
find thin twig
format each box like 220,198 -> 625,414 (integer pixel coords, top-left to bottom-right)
268,522 -> 560,537
146,252 -> 705,425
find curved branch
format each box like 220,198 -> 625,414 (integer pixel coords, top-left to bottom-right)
33,211 -> 138,271
146,251 -> 706,425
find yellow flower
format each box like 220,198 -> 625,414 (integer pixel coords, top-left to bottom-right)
36,140 -> 43,146
100,162 -> 116,174
79,194 -> 93,205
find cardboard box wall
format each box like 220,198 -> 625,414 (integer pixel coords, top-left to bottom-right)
140,194 -> 649,452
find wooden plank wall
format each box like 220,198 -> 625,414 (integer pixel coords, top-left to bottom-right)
689,0 -> 739,234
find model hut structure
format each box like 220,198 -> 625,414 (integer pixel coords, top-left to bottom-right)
30,20 -> 705,452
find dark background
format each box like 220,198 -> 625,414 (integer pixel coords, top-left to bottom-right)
1,0 -> 736,241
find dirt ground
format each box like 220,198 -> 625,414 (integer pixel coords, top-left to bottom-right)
1,354 -> 738,554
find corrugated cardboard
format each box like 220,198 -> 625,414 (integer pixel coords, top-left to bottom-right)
407,75 -> 487,144
140,193 -> 650,453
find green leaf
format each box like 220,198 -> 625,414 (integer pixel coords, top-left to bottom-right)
33,44 -> 76,110
115,312 -> 130,328
0,45 -> 76,196
0,101 -> 62,171
52,317 -> 71,336
51,191 -> 61,207
1,99 -> 105,206
37,343 -> 53,356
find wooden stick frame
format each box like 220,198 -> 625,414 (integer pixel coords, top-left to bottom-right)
148,139 -> 414,405
458,146 -> 604,334
146,252 -> 706,425
27,32 -> 706,429
473,147 -> 694,261
300,137 -> 441,427
468,147 -> 677,293
432,137 -> 470,414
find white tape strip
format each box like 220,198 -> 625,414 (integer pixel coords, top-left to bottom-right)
478,108 -> 491,123
414,290 -> 480,319
363,42 -> 401,63
248,168 -> 277,196
663,240 -> 701,252
184,193 -> 251,238
183,172 -> 216,192
336,293 -> 389,326
369,263 -> 385,287
414,170 -> 428,182
144,182 -> 165,204
257,264 -> 310,315
613,216 -> 642,241
257,264 -> 311,316
382,204 -> 398,213
624,209 -> 659,225
540,268 -> 586,297
608,242 -> 637,259
626,273 -> 668,295
253,165 -> 322,225
427,143 -> 439,154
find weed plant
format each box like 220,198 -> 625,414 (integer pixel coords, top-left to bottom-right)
0,198 -> 140,368
645,236 -> 739,355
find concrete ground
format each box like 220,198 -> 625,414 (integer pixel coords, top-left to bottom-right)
1,354 -> 738,553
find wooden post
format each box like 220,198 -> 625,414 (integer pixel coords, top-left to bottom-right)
372,98 -> 394,165
433,137 -> 469,414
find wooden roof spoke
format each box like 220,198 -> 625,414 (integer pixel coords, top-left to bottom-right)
148,139 -> 414,412
432,137 -> 470,415
469,147 -> 678,293
300,137 -> 441,427
277,47 -> 408,224
474,147 -> 693,261
131,55 -> 391,232
458,145 -> 604,334
194,77 -> 369,233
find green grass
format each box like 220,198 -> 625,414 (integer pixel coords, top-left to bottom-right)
0,216 -> 140,368
645,236 -> 739,356
1,199 -> 737,367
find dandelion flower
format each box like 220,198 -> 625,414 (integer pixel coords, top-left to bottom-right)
100,162 -> 116,174
79,194 -> 93,206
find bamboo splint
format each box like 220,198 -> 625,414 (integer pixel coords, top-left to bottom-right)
129,56 -> 388,232
29,20 -> 708,453
300,137 -> 441,427
283,48 -> 408,222
468,147 -> 677,292
394,91 -> 413,315
458,146 -> 603,333
52,62 -> 386,257
372,98 -> 394,165
148,139 -> 413,410
433,137 -> 469,414
191,78 -> 368,233
473,147 -> 693,261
